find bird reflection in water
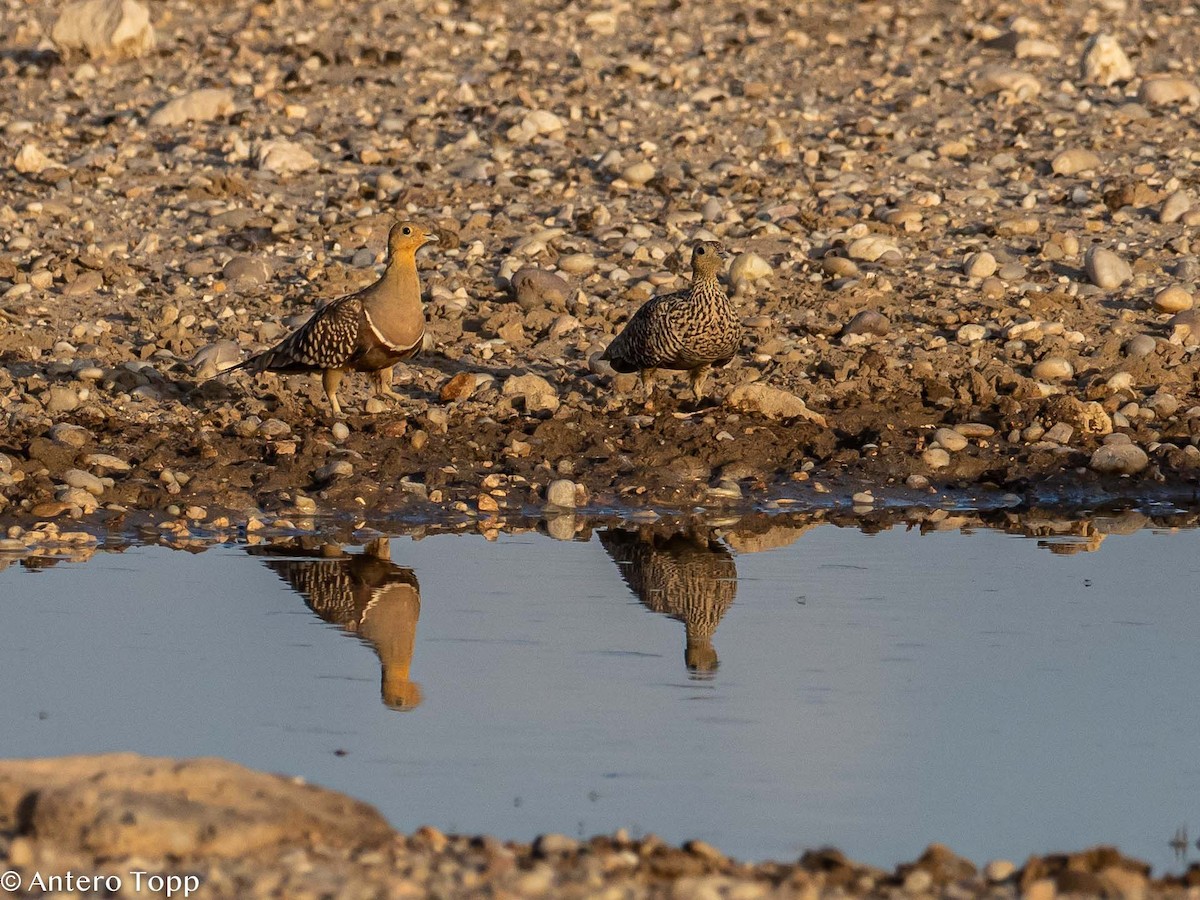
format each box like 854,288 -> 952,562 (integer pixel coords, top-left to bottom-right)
599,526 -> 737,676
251,537 -> 423,710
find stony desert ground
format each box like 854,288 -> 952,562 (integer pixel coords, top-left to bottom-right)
2,0 -> 1200,531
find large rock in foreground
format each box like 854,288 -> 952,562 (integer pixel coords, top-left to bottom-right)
0,753 -> 392,859
51,0 -> 156,59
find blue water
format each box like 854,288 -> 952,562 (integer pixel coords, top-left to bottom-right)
0,517 -> 1197,870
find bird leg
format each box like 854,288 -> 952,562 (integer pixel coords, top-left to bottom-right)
322,368 -> 345,417
640,367 -> 658,411
372,367 -> 407,402
689,366 -> 711,403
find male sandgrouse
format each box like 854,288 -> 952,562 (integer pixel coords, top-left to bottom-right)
601,240 -> 742,405
252,537 -> 424,711
228,222 -> 437,416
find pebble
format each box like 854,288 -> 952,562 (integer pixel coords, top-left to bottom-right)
1080,34 -> 1133,87
1138,76 -> 1200,107
1043,422 -> 1074,445
963,251 -> 996,279
13,143 -> 53,175
956,324 -> 986,343
255,140 -> 318,176
63,468 -> 106,496
1160,191 -> 1192,224
847,236 -> 900,262
534,833 -> 580,856
933,428 -> 968,452
148,88 -> 235,127
315,461 -> 353,481
50,424 -> 92,448
905,474 -> 930,489
331,422 -> 350,443
51,0 -> 155,59
45,386 -> 81,414
729,252 -> 772,290
821,256 -> 859,278
223,257 -> 272,286
1123,335 -> 1156,358
510,267 -> 570,312
545,479 -> 578,508
1083,247 -> 1131,289
985,859 -> 1017,883
1090,444 -> 1149,475
557,253 -> 595,275
620,162 -> 656,186
955,423 -> 995,438
839,310 -> 891,337
502,373 -> 560,414
1152,285 -> 1192,313
1031,357 -> 1073,381
851,491 -> 874,505
440,372 -> 477,402
922,448 -> 950,469
1051,148 -> 1102,176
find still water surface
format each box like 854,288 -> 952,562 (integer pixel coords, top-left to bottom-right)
1,516 -> 1198,870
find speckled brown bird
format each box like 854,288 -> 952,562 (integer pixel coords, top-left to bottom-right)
252,537 -> 423,711
227,222 -> 438,416
601,240 -> 742,405
600,526 -> 737,674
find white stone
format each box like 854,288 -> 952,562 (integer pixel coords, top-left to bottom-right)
620,161 -> 656,186
846,235 -> 900,262
1139,77 -> 1200,107
1084,246 -> 1131,289
1080,34 -> 1133,87
148,88 -> 235,127
1052,148 -> 1102,175
255,141 -> 318,176
1032,357 -> 1073,381
729,252 -> 772,289
545,479 -> 577,508
1090,444 -> 1149,475
51,0 -> 155,59
13,144 -> 53,175
963,251 -> 996,278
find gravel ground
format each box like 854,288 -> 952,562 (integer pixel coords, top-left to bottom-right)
4,0 -> 1200,526
1,753 -> 1199,900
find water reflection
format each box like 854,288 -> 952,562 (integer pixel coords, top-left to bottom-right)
251,537 -> 423,710
600,526 -> 737,676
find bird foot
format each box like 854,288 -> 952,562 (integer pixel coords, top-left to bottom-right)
375,387 -> 408,402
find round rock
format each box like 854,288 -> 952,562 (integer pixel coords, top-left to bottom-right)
1032,357 -> 1073,381
545,479 -> 578,508
1083,247 -> 1131,290
510,267 -> 570,312
1152,285 -> 1193,314
1089,444 -> 1148,475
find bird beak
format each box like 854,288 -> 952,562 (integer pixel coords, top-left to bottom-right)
423,233 -> 440,244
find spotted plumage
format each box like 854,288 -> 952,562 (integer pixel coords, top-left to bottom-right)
601,240 -> 742,403
600,526 -> 737,674
225,221 -> 438,416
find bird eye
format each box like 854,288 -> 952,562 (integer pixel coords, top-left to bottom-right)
402,226 -> 412,235
696,247 -> 705,255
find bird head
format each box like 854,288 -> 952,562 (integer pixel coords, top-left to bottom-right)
689,240 -> 726,279
387,222 -> 439,257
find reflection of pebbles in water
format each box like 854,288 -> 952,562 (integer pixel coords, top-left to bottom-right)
600,527 -> 737,676
251,537 -> 422,711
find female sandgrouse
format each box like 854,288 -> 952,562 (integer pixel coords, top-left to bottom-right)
601,240 -> 742,405
228,222 -> 437,416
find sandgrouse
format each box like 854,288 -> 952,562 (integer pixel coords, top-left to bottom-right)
228,222 -> 438,416
601,240 -> 742,405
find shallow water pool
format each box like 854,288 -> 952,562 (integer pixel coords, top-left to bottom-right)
1,513 -> 1198,870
